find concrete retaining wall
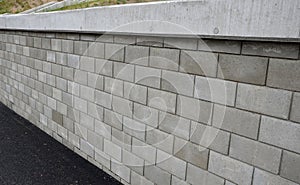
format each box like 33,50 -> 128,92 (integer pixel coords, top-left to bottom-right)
0,1 -> 300,185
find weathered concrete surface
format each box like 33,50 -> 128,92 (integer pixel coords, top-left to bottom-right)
0,0 -> 299,41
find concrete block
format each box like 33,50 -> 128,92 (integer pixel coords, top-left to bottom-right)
212,104 -> 260,139
74,41 -> 88,55
159,112 -> 190,140
52,110 -> 63,125
114,35 -> 136,44
41,38 -> 51,49
94,119 -> 111,139
144,165 -> 171,185
95,90 -> 112,109
87,42 -> 105,58
291,92 -> 300,123
135,66 -> 161,88
156,150 -> 187,179
51,64 -> 62,76
104,139 -> 122,161
112,96 -> 133,117
79,112 -> 94,130
122,149 -> 144,175
164,37 -> 197,50
177,95 -> 213,124
171,176 -> 189,185
236,83 -> 292,119
190,122 -> 230,155
104,109 -> 123,130
105,43 -> 124,62
131,171 -> 154,185
242,42 -> 299,59
62,67 -> 74,81
33,37 -> 42,48
253,168 -> 298,185
95,59 -> 113,77
123,117 -> 146,141
208,151 -> 253,185
114,62 -> 134,82
133,103 -> 159,128
80,85 -> 95,102
87,130 -> 103,150
112,128 -> 131,151
51,39 -> 62,51
230,134 -> 281,173
267,59 -> 300,91
149,47 -> 180,71
124,82 -> 147,105
146,128 -> 174,154
80,56 -> 95,72
186,163 -> 224,185
111,161 -> 131,183
180,50 -> 217,77
162,70 -> 194,97
62,40 -> 74,53
137,36 -> 163,47
125,45 -> 149,66
174,137 -> 209,169
259,116 -> 300,154
280,151 -> 300,184
104,77 -> 123,97
67,54 -> 80,69
132,138 -> 156,164
148,88 -> 176,114
95,148 -> 110,169
194,76 -> 237,106
198,39 -> 241,54
218,54 -> 268,85
80,139 -> 94,157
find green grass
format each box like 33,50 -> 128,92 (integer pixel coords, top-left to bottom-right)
50,0 -> 160,12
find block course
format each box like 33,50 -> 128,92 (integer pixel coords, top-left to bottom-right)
0,30 -> 299,185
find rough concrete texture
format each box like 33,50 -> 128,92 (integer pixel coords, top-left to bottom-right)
0,31 -> 299,185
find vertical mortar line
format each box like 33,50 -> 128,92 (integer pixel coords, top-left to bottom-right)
278,149 -> 284,175
264,58 -> 270,86
288,92 -> 294,120
250,164 -> 255,185
256,115 -> 262,141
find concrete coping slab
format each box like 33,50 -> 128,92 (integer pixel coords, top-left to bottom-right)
0,0 -> 299,42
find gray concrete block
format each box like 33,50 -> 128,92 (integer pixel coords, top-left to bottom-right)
95,59 -> 113,77
161,70 -> 194,97
67,54 -> 80,69
55,52 -> 67,65
133,103 -> 159,128
253,168 -> 298,185
218,54 -> 268,85
52,110 -> 63,125
177,95 -> 213,124
156,150 -> 187,179
149,47 -> 180,71
104,139 -> 122,161
105,43 -> 124,62
159,112 -> 190,140
125,45 -> 149,66
146,128 -> 174,154
198,39 -> 241,54
132,137 -> 156,164
230,134 -> 281,173
280,151 -> 300,184
291,92 -> 300,123
124,82 -> 147,105
122,149 -> 144,175
112,96 -> 133,117
112,128 -> 131,151
114,62 -> 134,82
34,37 -> 42,48
136,36 -> 163,47
164,37 -> 197,50
144,165 -> 171,185
131,171 -> 154,185
114,35 -> 136,44
148,88 -> 177,114
111,161 -> 131,183
236,83 -> 292,119
190,122 -> 230,155
194,76 -> 237,106
242,42 -> 299,59
135,66 -> 161,88
74,41 -> 88,55
267,59 -> 300,91
104,77 -> 123,97
87,130 -> 103,150
79,112 -> 94,130
80,56 -> 95,72
51,39 -> 62,51
186,163 -> 224,185
208,151 -> 253,185
41,38 -> 51,49
80,138 -> 94,157
212,104 -> 260,139
174,137 -> 209,169
179,50 -> 217,77
259,116 -> 300,154
62,40 -> 74,53
95,90 -> 112,109
104,109 -> 122,130
123,117 -> 146,141
87,42 -> 105,58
